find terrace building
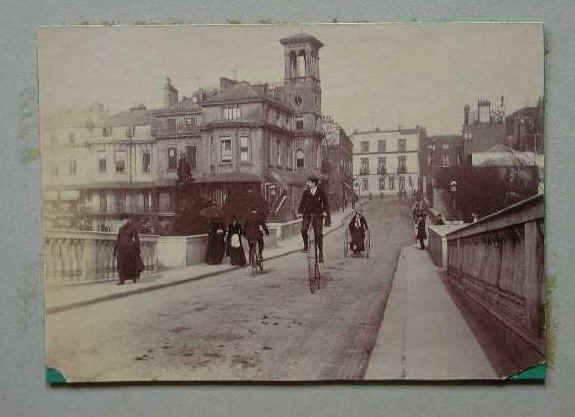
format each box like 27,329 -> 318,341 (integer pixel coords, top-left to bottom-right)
351,126 -> 426,197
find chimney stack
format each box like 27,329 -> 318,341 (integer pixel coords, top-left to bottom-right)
164,77 -> 179,107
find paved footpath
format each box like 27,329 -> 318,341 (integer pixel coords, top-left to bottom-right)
46,207 -> 357,314
365,245 -> 498,380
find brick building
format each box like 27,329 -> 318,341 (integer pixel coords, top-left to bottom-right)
462,98 -> 507,164
322,115 -> 353,210
425,135 -> 464,169
505,99 -> 544,154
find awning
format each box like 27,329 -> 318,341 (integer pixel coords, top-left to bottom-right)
266,169 -> 307,185
193,172 -> 263,184
45,182 -> 158,191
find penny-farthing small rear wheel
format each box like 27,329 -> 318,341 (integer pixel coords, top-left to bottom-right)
308,253 -> 316,294
365,229 -> 371,258
314,261 -> 321,290
250,247 -> 257,277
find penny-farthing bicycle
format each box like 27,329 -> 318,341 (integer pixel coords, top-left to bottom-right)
307,214 -> 324,294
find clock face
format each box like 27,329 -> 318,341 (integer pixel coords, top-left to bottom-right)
294,95 -> 303,106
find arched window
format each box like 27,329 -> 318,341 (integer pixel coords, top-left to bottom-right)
290,51 -> 297,76
296,149 -> 304,169
297,50 -> 306,76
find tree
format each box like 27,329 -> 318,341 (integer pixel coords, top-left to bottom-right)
170,159 -> 211,235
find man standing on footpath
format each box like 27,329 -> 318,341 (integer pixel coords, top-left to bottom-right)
298,176 -> 329,263
416,213 -> 427,250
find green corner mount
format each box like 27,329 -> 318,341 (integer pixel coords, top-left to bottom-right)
508,363 -> 546,381
46,367 -> 67,384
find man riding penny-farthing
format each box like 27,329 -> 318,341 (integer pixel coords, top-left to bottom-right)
345,208 -> 370,258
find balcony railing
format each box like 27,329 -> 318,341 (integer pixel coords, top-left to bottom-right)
152,125 -> 199,138
44,230 -> 158,286
359,169 -> 370,176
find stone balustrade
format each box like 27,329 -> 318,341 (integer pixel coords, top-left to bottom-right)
44,230 -> 158,286
445,194 -> 544,367
268,218 -> 302,241
427,223 -> 467,268
157,235 -> 209,268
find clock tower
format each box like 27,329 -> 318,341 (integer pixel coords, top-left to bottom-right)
280,32 -> 324,172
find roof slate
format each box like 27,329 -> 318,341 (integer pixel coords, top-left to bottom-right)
96,108 -> 156,127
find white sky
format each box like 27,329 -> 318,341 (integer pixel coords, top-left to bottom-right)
37,23 -> 543,136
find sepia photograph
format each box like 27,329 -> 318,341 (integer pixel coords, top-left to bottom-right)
39,22 -> 545,382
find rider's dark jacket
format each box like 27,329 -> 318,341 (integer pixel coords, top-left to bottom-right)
298,188 -> 329,216
244,213 -> 269,242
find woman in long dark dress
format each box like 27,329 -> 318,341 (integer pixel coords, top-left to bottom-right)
206,216 -> 226,265
226,216 -> 246,266
348,210 -> 368,256
114,214 -> 145,285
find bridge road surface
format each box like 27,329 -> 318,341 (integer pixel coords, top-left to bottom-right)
46,198 -> 416,382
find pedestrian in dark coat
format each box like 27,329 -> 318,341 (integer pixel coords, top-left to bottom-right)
348,210 -> 369,255
206,216 -> 226,264
114,214 -> 145,285
416,214 -> 427,250
226,216 -> 246,266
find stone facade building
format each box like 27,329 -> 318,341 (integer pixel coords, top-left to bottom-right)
351,127 -> 426,197
43,32 -> 329,232
43,105 -> 158,231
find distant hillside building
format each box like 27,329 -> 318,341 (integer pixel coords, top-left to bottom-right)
351,126 -> 426,197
